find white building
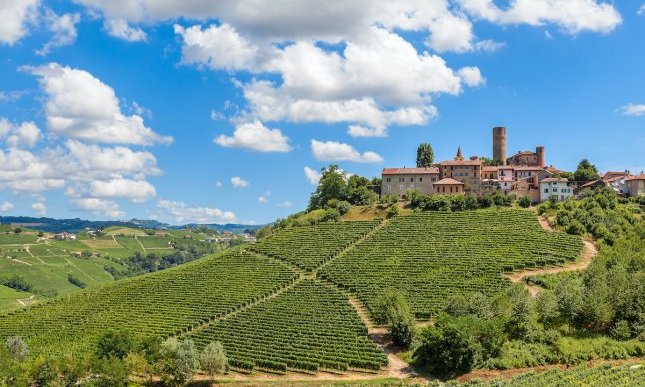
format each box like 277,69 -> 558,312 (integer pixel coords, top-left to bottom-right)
539,178 -> 573,202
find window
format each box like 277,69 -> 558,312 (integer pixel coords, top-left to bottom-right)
450,186 -> 453,193
544,188 -> 548,193
400,185 -> 404,191
419,177 -> 423,182
431,178 -> 436,182
552,188 -> 558,192
410,178 -> 414,182
387,185 -> 391,191
442,186 -> 446,193
399,178 -> 404,182
386,177 -> 391,183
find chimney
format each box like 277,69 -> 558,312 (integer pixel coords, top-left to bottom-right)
493,127 -> 507,165
536,145 -> 545,167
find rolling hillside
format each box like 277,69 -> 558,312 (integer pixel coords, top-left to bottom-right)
0,208 -> 589,376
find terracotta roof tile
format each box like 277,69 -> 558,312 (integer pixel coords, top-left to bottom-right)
626,174 -> 645,181
382,167 -> 439,175
540,177 -> 570,183
438,159 -> 482,166
434,178 -> 464,185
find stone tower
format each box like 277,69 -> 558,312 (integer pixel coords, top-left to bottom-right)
493,126 -> 507,165
536,145 -> 545,167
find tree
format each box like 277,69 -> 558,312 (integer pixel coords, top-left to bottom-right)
200,341 -> 227,378
555,278 -> 584,333
374,289 -> 415,348
574,159 -> 600,182
416,143 -> 434,167
13,227 -> 22,234
308,165 -> 347,210
535,290 -> 560,329
518,196 -> 531,208
91,356 -> 129,387
5,336 -> 29,362
96,330 -> 134,360
158,338 -> 200,385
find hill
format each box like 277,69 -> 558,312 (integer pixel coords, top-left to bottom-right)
1,208 -> 604,375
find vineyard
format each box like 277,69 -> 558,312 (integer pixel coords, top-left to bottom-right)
319,209 -> 583,318
248,220 -> 380,271
0,209 -> 591,378
449,362 -> 644,386
186,280 -> 387,373
0,250 -> 298,351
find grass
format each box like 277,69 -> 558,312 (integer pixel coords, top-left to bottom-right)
79,238 -> 122,249
103,226 -> 148,236
342,204 -> 412,221
0,285 -> 32,314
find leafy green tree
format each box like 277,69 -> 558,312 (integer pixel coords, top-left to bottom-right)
158,338 -> 200,385
416,143 -> 434,167
555,278 -> 584,333
574,159 -> 600,182
96,330 -> 135,360
345,175 -> 378,206
535,290 -> 560,329
92,356 -> 129,387
518,196 -> 531,208
200,341 -> 227,378
505,285 -> 533,337
374,289 -> 415,348
308,165 -> 347,210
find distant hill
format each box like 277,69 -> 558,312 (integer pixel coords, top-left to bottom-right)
0,216 -> 263,234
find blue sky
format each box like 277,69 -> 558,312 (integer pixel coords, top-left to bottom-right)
0,1 -> 643,225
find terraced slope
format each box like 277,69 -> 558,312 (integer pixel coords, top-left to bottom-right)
0,250 -> 298,351
319,209 -> 583,319
450,363 -> 644,386
248,220 -> 380,271
186,280 -> 387,373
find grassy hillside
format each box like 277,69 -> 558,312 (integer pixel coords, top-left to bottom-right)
0,209 -> 608,377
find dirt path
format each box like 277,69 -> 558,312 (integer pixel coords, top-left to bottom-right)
504,216 -> 599,296
134,236 -> 147,252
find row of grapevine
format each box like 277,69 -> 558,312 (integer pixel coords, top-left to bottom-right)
446,363 -> 644,386
0,250 -> 298,351
320,209 -> 583,319
185,280 -> 387,373
248,220 -> 380,271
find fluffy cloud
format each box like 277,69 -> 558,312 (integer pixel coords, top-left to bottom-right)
0,148 -> 64,192
618,103 -> 645,116
639,4 -> 645,16
0,0 -> 39,45
28,63 -> 172,145
215,120 -> 291,152
458,0 -> 621,34
258,191 -> 270,204
0,201 -> 13,212
69,198 -> 124,218
304,167 -> 321,185
278,201 -> 293,208
157,199 -> 236,224
37,10 -> 81,56
231,176 -> 249,188
458,67 -> 486,87
104,19 -> 147,41
348,125 -> 388,138
311,140 -> 383,163
31,202 -> 46,216
0,119 -> 41,148
174,24 -> 260,71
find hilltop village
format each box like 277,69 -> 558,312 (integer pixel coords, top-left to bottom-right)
382,127 -> 645,203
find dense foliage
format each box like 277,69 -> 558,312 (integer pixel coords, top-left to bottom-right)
374,289 -> 416,348
186,280 -> 387,373
573,159 -> 600,182
320,209 -> 583,319
308,165 -> 379,211
408,190 -> 515,212
416,143 -> 434,167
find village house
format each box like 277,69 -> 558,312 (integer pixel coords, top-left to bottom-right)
55,232 -> 76,241
433,178 -> 465,195
381,167 -> 439,198
539,178 -> 574,202
625,174 -> 645,196
437,147 -> 483,192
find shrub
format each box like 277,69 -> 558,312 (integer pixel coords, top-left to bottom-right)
518,196 -> 531,208
387,205 -> 400,218
200,341 -> 227,377
374,289 -> 415,348
5,336 -> 29,362
96,330 -> 134,360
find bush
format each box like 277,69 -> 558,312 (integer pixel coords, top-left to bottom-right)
96,330 -> 135,360
200,341 -> 227,377
374,289 -> 415,348
5,336 -> 29,362
386,205 -> 400,218
565,220 -> 585,235
67,274 -> 87,289
518,196 -> 531,208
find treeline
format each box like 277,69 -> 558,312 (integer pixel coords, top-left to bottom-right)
405,190 -> 531,212
105,242 -> 217,280
0,332 -> 227,386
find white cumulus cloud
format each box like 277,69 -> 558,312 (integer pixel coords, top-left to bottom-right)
31,202 -> 46,216
304,167 -> 322,185
37,9 -> 81,56
104,19 -> 147,42
231,176 -> 249,188
618,103 -> 645,116
0,201 -> 13,212
311,140 -> 383,163
69,198 -> 125,218
28,63 -> 173,145
0,0 -> 39,45
0,119 -> 41,148
215,120 -> 291,152
458,67 -> 486,87
157,199 -> 236,224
